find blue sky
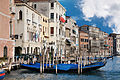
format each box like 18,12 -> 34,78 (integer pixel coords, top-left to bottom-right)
58,0 -> 120,34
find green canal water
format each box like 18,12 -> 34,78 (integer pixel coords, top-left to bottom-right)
4,56 -> 120,80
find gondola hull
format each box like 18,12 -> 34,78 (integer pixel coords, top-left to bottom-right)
21,61 -> 107,73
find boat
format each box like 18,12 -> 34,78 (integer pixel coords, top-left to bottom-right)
21,59 -> 107,73
0,69 -> 5,79
53,60 -> 107,73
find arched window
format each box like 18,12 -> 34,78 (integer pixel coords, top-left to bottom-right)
19,10 -> 22,20
4,46 -> 7,57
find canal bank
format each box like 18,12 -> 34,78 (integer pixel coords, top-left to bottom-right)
3,56 -> 120,80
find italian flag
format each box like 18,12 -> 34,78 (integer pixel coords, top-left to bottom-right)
60,13 -> 66,23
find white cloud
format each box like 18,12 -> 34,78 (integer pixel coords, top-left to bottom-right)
77,0 -> 120,33
71,16 -> 80,21
92,24 -> 97,27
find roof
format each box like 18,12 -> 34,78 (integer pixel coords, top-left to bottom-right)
29,0 -> 66,11
79,30 -> 88,34
80,25 -> 100,29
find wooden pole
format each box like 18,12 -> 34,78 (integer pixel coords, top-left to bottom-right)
49,57 -> 51,68
78,57 -> 80,74
40,53 -> 42,74
46,50 -> 49,69
52,50 -> 55,66
8,58 -> 12,73
32,56 -> 34,64
80,55 -> 82,73
43,48 -> 46,73
55,53 -> 57,75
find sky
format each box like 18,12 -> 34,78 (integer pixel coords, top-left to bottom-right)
58,0 -> 120,34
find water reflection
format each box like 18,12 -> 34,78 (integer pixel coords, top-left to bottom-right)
4,56 -> 120,80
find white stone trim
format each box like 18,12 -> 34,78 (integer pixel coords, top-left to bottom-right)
0,12 -> 11,18
0,38 -> 15,42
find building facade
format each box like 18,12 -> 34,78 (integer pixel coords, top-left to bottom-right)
108,36 -> 113,56
80,25 -> 100,54
14,3 -> 48,55
65,16 -> 79,62
109,33 -> 118,55
0,0 -> 15,60
28,0 -> 66,62
79,30 -> 89,53
116,34 -> 120,54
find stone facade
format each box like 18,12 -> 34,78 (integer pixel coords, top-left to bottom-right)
80,25 -> 100,53
28,0 -> 66,62
65,16 -> 79,61
15,3 -> 47,55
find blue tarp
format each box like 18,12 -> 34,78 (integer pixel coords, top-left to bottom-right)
21,61 -> 105,71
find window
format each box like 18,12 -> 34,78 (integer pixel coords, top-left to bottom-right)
27,47 -> 29,54
81,39 -> 84,42
10,20 -> 13,37
19,10 -> 22,20
56,13 -> 58,19
31,47 -> 33,54
50,27 -> 54,35
51,2 -> 54,9
4,46 -> 7,57
50,13 -> 54,19
59,29 -> 61,35
34,4 -> 37,9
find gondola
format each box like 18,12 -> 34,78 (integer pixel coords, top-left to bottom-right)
21,59 -> 107,73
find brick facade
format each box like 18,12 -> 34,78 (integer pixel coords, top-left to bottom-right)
0,0 -> 15,59
0,39 -> 15,58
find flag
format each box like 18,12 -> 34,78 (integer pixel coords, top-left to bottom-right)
60,13 -> 66,23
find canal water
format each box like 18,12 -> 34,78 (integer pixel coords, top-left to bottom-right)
4,56 -> 120,80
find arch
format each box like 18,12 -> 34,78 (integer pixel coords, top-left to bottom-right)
15,46 -> 22,56
4,46 -> 7,57
19,10 -> 22,20
34,47 -> 39,55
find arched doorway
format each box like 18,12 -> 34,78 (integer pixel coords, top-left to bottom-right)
15,47 -> 22,56
34,47 -> 38,55
4,46 -> 7,57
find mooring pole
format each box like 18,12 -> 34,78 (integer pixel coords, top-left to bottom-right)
80,55 -> 83,73
55,53 -> 57,75
49,57 -> 51,68
43,48 -> 46,73
78,57 -> 80,74
40,53 -> 42,74
46,49 -> 48,69
53,50 -> 55,66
